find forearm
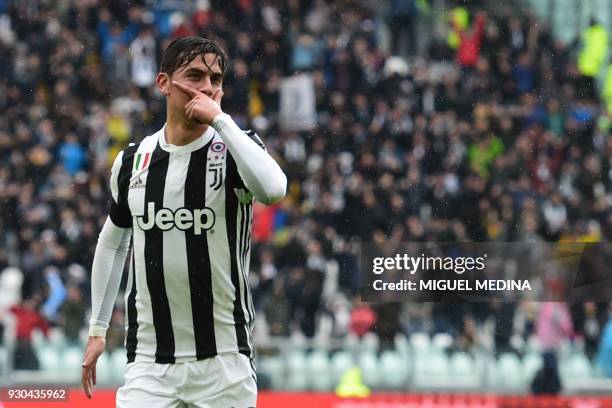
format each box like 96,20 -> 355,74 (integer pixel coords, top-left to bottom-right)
89,217 -> 131,337
212,113 -> 287,204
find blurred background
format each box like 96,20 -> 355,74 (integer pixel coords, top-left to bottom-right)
0,0 -> 611,406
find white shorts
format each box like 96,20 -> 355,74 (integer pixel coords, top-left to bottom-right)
116,353 -> 257,408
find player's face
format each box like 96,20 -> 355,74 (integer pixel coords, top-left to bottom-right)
161,52 -> 224,122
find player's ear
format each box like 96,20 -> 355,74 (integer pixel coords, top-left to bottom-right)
156,72 -> 171,96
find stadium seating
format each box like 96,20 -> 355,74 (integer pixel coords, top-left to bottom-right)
358,351 -> 380,388
78,328 -> 89,347
285,350 -> 308,390
257,354 -> 285,390
562,352 -> 594,378
595,0 -> 612,29
342,333 -> 360,354
523,336 -> 542,355
551,0 -> 580,44
360,332 -> 380,354
23,339 -> 608,393
379,350 -> 409,389
307,350 -> 332,391
48,327 -> 66,352
110,350 -> 127,381
31,328 -> 45,352
522,352 -> 543,382
38,345 -> 61,372
526,0 -> 549,22
410,332 -> 432,355
63,346 -> 85,383
492,353 -> 524,391
330,350 -> 354,385
449,352 -> 480,388
0,345 -> 7,376
0,267 -> 23,310
95,351 -> 112,385
394,334 -> 410,357
413,349 -> 450,390
19,338 -> 610,392
431,333 -> 453,352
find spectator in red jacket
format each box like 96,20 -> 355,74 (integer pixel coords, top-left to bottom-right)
9,296 -> 49,370
349,296 -> 377,337
455,12 -> 487,68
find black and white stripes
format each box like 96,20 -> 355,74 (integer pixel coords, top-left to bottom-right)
239,202 -> 255,353
226,153 -> 252,358
185,144 -> 217,360
116,126 -> 258,364
142,145 -> 176,364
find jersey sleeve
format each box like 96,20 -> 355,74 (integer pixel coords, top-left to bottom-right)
108,149 -> 133,228
89,216 -> 132,337
244,129 -> 267,151
212,112 -> 286,205
227,130 -> 267,191
90,147 -> 135,337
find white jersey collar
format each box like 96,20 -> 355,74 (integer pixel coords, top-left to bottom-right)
157,123 -> 215,153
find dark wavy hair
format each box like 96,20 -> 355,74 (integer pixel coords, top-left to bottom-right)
160,36 -> 229,77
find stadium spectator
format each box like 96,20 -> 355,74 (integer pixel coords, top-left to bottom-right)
387,0 -> 418,57
58,133 -> 87,176
577,19 -> 608,99
597,307 -> 612,377
60,285 -> 86,345
536,302 -> 573,352
264,280 -> 291,337
349,297 -> 377,337
9,295 -> 48,370
300,240 -> 326,337
104,309 -> 125,353
40,266 -> 67,323
129,25 -> 158,92
328,293 -> 351,339
0,0 -> 609,378
97,7 -> 139,66
492,301 -> 517,354
530,352 -> 562,395
374,302 -> 402,350
0,310 -> 4,346
453,11 -> 486,68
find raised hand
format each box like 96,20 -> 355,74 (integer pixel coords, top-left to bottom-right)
172,80 -> 224,125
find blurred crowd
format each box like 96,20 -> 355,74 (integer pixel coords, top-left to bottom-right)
0,0 -> 611,377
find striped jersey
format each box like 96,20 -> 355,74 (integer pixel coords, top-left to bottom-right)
109,124 -> 263,364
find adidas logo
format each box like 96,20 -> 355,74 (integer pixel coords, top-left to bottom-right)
129,177 -> 145,189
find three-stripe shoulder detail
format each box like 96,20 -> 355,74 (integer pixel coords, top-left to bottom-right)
243,129 -> 266,151
118,143 -> 140,197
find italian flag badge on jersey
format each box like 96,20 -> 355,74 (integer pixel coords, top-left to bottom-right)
134,152 -> 151,171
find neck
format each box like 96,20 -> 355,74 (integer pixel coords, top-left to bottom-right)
165,112 -> 208,146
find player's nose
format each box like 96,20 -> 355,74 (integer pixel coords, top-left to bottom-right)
198,76 -> 213,97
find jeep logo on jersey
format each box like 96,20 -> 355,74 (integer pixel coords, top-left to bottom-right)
136,202 -> 215,235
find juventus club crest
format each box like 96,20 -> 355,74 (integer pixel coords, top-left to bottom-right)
209,165 -> 223,190
208,141 -> 226,191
